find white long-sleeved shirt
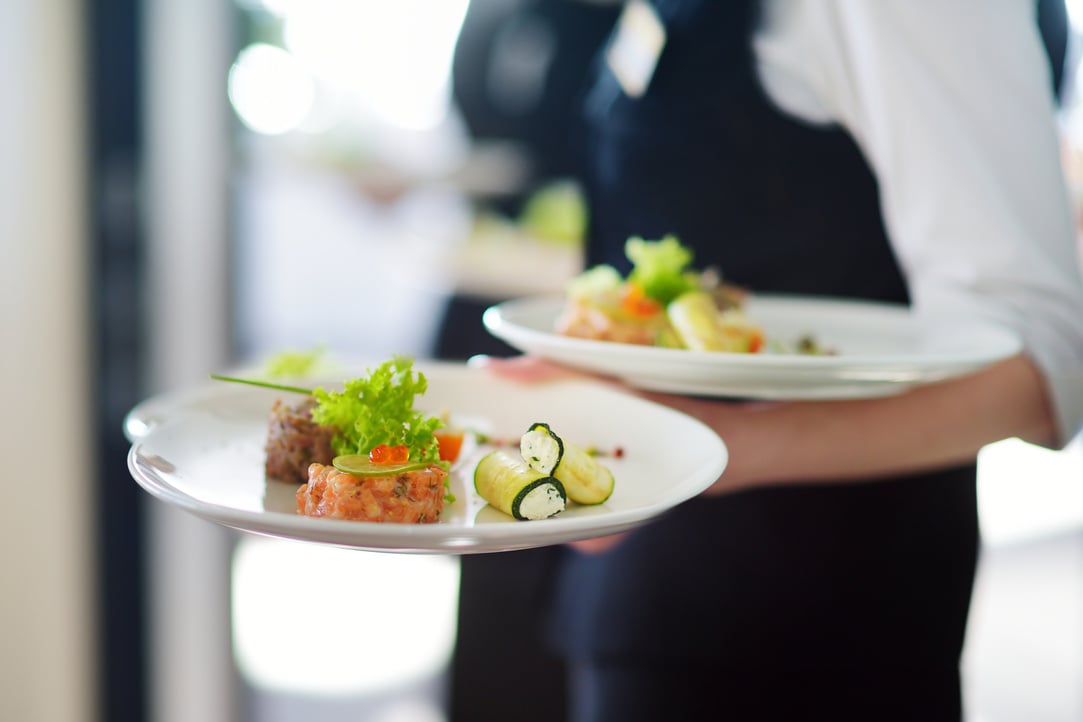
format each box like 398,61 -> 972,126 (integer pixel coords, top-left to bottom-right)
754,0 -> 1083,446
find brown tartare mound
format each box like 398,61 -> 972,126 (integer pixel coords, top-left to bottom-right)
265,397 -> 336,483
296,462 -> 447,523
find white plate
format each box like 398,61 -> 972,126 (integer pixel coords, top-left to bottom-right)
483,294 -> 1023,400
125,362 -> 728,554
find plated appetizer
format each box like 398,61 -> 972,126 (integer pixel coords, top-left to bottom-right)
215,356 -> 618,525
557,235 -> 830,355
129,354 -> 726,552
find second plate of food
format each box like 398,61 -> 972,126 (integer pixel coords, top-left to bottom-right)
482,294 -> 1022,399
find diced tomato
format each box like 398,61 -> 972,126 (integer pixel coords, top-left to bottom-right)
369,444 -> 410,464
620,283 -> 662,318
748,331 -> 765,354
434,429 -> 465,463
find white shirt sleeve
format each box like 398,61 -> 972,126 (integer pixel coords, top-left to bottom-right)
755,0 -> 1083,447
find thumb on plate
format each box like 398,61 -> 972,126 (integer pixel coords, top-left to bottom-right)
467,354 -> 592,384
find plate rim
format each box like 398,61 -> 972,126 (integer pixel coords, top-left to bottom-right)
483,293 -> 1022,368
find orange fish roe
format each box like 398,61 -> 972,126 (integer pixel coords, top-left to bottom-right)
369,444 -> 410,464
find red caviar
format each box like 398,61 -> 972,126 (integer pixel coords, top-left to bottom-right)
369,444 -> 410,464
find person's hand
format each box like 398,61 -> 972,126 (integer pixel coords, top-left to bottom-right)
472,354 -> 1061,506
469,354 -> 749,498
632,389 -> 762,495
466,353 -> 602,383
568,532 -> 629,554
641,354 -> 1057,495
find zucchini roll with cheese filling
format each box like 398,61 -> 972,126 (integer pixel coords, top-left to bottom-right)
474,450 -> 566,520
520,422 -> 614,505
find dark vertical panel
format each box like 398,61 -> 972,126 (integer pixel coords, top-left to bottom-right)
87,1 -> 148,721
1038,0 -> 1070,99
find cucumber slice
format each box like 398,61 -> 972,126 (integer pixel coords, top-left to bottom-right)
668,291 -> 764,352
520,423 -> 615,505
333,455 -> 430,478
666,290 -> 727,351
474,450 -> 566,520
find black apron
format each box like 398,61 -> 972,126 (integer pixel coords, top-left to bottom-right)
550,2 -> 979,719
449,2 -> 1067,720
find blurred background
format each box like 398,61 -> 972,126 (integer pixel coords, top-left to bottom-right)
1,1 -> 1081,721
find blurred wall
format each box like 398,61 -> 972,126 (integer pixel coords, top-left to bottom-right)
0,3 -> 96,722
144,0 -> 237,719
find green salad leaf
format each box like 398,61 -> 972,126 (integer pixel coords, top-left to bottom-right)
262,345 -> 328,379
625,235 -> 697,305
566,264 -> 622,301
309,356 -> 444,463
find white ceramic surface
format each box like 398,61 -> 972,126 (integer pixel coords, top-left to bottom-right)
125,362 -> 728,554
483,294 -> 1023,399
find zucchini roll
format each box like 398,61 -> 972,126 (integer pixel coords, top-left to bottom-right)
474,450 -> 567,520
520,422 -> 614,505
667,290 -> 764,353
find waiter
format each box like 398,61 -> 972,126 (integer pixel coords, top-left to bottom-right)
452,2 -> 1083,721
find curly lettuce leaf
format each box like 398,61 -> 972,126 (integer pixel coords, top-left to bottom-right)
566,264 -> 622,302
309,356 -> 443,463
625,235 -> 697,305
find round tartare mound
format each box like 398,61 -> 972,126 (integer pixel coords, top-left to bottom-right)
296,462 -> 447,524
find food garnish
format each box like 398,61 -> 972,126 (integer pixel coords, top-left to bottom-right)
309,356 -> 444,464
209,374 -> 313,395
213,356 -> 453,466
332,454 -> 431,478
433,428 -> 466,463
624,234 -> 698,305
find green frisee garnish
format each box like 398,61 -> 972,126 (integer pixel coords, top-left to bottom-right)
212,356 -> 447,468
308,356 -> 444,464
625,234 -> 698,305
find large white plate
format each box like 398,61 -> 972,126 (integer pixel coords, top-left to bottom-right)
483,294 -> 1023,399
125,362 -> 728,554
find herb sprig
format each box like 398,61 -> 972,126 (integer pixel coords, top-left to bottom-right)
212,355 -> 445,465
